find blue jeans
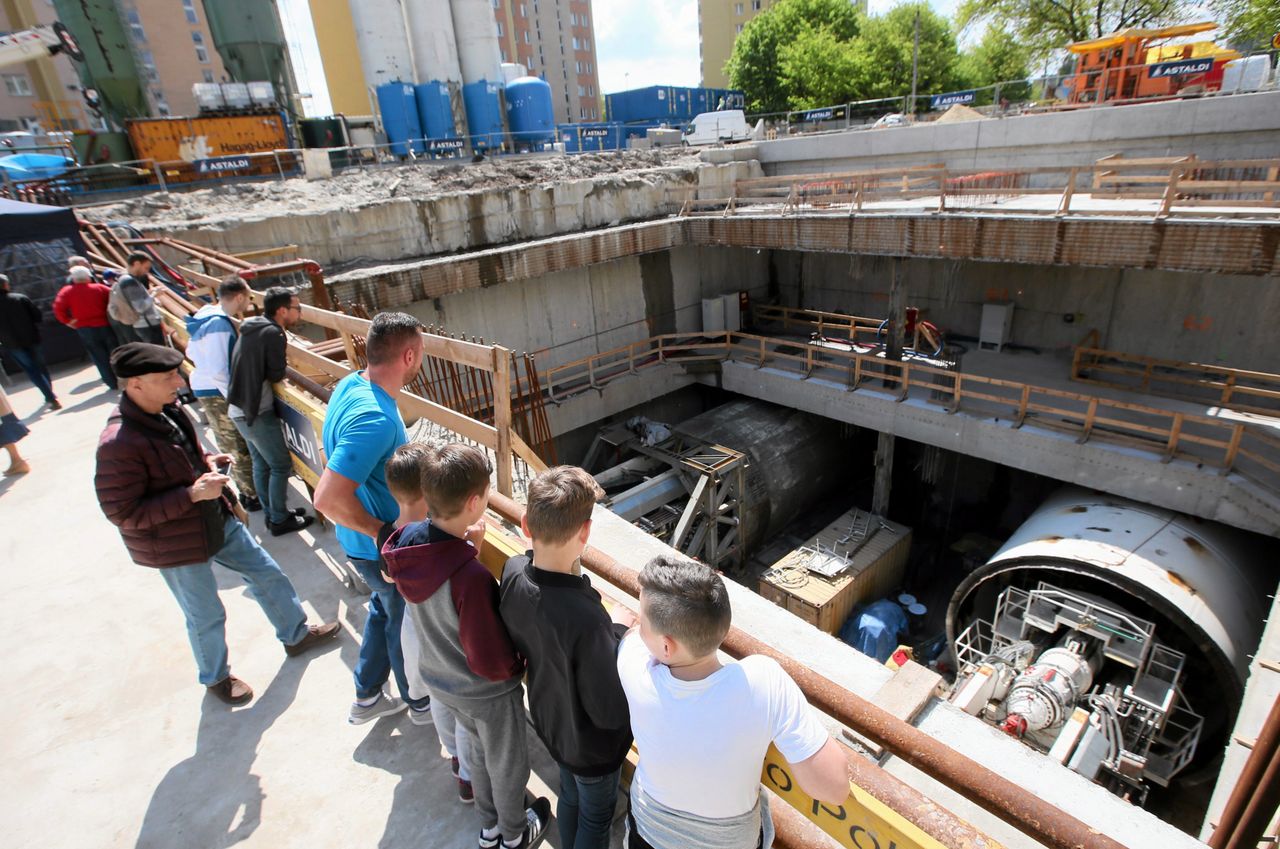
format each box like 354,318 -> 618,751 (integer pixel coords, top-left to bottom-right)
559,765 -> 621,849
350,557 -> 427,709
6,346 -> 55,401
160,516 -> 309,685
76,325 -> 118,389
232,410 -> 294,524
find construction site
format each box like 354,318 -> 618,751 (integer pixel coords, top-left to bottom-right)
3,68 -> 1280,849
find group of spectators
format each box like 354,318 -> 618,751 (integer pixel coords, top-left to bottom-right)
81,282 -> 849,849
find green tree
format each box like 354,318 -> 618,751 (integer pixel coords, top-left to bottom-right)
847,3 -> 961,103
955,25 -> 1033,102
1212,0 -> 1280,48
777,27 -> 863,109
956,0 -> 1189,60
725,0 -> 863,113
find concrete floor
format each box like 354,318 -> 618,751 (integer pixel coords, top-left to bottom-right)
0,361 -> 584,849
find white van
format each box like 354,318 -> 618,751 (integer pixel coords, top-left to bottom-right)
682,109 -> 753,146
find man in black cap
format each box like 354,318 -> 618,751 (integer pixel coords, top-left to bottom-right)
0,273 -> 59,409
94,342 -> 339,705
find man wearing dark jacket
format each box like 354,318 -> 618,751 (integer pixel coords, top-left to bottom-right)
227,286 -> 312,535
94,343 -> 338,705
0,274 -> 59,408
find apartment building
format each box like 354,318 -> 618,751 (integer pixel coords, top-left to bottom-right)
109,0 -> 232,118
493,0 -> 602,123
0,0 -> 228,133
698,0 -> 866,88
0,0 -> 84,132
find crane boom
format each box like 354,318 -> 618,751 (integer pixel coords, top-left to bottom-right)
0,22 -> 82,72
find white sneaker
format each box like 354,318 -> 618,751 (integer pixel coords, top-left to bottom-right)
348,693 -> 407,725
408,700 -> 434,726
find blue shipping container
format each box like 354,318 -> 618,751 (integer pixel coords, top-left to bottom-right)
506,76 -> 555,150
463,80 -> 505,151
376,82 -> 424,156
605,85 -> 747,124
415,81 -> 457,142
558,122 -> 622,153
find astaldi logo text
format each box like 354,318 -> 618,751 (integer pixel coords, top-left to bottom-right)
582,128 -> 611,138
1148,58 -> 1214,78
931,90 -> 976,109
428,139 -> 465,151
195,156 -> 252,174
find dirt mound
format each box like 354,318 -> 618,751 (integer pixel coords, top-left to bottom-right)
81,148 -> 702,230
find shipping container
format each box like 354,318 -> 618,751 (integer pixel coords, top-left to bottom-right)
758,511 -> 912,635
558,121 -> 623,153
126,113 -> 290,169
606,85 -> 746,124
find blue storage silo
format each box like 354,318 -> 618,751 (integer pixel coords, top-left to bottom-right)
462,80 -> 505,151
415,81 -> 457,141
505,76 -> 554,151
376,82 -> 423,157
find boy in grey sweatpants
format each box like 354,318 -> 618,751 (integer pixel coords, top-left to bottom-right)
382,443 -> 550,849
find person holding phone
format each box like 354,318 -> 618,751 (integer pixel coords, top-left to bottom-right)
94,342 -> 339,706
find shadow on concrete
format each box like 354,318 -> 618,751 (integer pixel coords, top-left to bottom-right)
133,660 -> 303,849
58,390 -> 118,417
68,379 -> 102,396
353,715 -> 456,849
0,468 -> 29,497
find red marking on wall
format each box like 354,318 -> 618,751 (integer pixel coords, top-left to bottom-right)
1182,315 -> 1213,331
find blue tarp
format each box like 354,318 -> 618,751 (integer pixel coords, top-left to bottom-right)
839,599 -> 909,663
0,153 -> 74,181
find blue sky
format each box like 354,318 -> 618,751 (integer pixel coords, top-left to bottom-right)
592,0 -> 963,93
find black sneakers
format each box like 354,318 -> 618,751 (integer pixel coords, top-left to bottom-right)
269,513 -> 315,536
477,797 -> 550,849
239,493 -> 263,512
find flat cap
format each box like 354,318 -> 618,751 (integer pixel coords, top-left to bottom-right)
110,342 -> 183,378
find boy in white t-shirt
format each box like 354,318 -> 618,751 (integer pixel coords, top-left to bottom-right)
616,555 -> 850,849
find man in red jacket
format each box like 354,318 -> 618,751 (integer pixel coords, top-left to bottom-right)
52,265 -> 117,390
94,343 -> 339,705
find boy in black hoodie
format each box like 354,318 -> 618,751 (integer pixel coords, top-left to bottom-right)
499,466 -> 633,849
382,443 -> 550,849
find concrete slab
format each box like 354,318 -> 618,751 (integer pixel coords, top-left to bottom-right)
0,362 -> 574,849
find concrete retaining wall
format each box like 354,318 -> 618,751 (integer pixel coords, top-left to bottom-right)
156,162 -> 761,266
754,91 -> 1280,178
774,250 -> 1280,373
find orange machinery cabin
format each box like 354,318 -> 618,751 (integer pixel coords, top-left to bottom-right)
1065,22 -> 1241,104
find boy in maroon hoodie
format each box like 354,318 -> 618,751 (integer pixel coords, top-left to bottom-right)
382,443 -> 550,849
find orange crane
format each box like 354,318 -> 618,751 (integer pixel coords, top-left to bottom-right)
1065,22 -> 1241,104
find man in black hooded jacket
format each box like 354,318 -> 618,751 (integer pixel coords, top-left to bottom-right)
227,286 -> 313,536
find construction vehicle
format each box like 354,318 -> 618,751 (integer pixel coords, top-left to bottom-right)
0,23 -> 82,72
1066,22 -> 1241,104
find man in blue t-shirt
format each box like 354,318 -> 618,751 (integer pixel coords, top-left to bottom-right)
315,312 -> 430,725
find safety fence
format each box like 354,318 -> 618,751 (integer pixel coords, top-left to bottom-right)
541,330 -> 1280,498
745,48 -> 1279,139
672,156 -> 1280,221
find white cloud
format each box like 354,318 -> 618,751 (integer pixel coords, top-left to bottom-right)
592,0 -> 702,92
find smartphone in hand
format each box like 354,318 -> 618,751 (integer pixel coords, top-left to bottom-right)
215,459 -> 232,476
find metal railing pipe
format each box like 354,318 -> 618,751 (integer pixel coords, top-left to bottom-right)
486,490 -> 1124,849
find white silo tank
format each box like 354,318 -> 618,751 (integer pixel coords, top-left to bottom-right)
450,0 -> 504,83
347,0 -> 416,86
405,0 -> 464,84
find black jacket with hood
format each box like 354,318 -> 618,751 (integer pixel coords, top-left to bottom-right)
227,315 -> 286,425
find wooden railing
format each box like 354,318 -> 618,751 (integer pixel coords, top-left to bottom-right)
543,330 -> 1280,496
752,303 -> 884,341
1072,346 -> 1280,417
155,287 -> 548,498
680,157 -> 1280,220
